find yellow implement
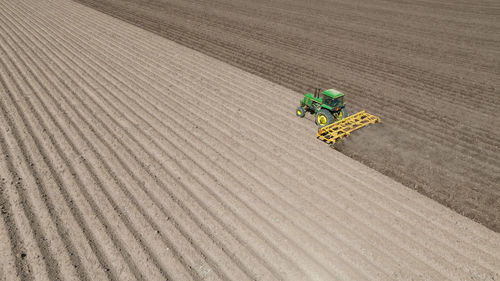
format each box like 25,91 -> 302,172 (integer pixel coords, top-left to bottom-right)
317,111 -> 381,145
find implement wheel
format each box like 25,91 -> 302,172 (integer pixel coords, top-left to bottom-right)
296,106 -> 306,118
315,109 -> 334,128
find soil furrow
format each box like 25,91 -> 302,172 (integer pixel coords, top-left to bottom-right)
0,15 -> 156,281
0,61 -> 68,281
21,24 -> 324,281
0,37 -> 120,281
37,0 -> 500,270
8,2 -> 324,276
46,2 -> 500,258
4,14 -> 266,281
14,2 -> 386,278
51,0 -> 500,231
62,9 -> 500,258
23,4 -> 444,278
48,25 -> 456,278
0,55 -> 79,280
0,206 -> 19,281
24,2 -> 500,278
2,0 -> 500,280
69,0 -> 500,232
0,131 -> 32,281
0,26 -> 101,281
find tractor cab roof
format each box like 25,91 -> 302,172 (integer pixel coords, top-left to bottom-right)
322,89 -> 344,98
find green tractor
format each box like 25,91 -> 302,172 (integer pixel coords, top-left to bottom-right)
296,88 -> 348,128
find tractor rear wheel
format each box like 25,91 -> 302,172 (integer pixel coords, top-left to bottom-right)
296,106 -> 306,118
315,109 -> 334,128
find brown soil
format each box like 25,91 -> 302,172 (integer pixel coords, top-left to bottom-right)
73,0 -> 500,232
1,0 -> 500,280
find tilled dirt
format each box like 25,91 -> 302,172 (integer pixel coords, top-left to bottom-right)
73,0 -> 500,232
1,0 -> 500,280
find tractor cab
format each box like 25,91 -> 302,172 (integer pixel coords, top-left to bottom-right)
320,89 -> 344,111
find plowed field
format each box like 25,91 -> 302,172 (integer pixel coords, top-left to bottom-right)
1,0 -> 500,280
73,0 -> 500,231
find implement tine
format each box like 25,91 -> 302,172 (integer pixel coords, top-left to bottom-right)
317,111 -> 381,145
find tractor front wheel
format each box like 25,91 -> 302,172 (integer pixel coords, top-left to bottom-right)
296,106 -> 306,118
315,109 -> 334,128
